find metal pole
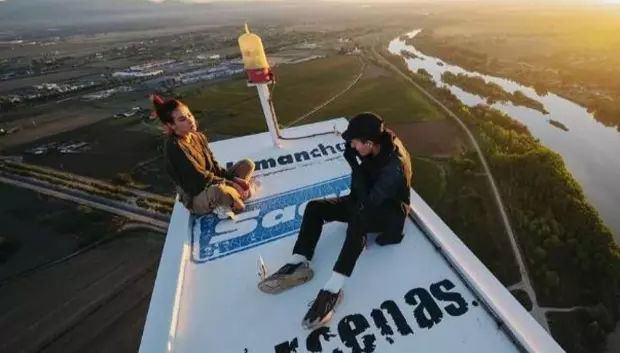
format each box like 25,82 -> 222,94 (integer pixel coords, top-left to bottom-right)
255,83 -> 281,148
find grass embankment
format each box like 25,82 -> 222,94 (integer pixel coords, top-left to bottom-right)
1,184 -> 129,260
380,48 -> 620,353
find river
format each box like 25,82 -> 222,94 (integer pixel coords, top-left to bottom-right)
389,30 -> 620,244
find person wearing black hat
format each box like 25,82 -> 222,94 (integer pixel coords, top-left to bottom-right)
258,112 -> 413,330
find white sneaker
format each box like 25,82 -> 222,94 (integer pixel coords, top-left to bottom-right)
213,205 -> 236,220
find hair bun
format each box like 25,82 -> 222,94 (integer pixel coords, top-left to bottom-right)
150,94 -> 165,106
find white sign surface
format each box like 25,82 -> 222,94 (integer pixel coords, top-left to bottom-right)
139,119 -> 564,353
175,120 -> 521,353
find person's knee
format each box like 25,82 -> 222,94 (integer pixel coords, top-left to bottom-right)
208,183 -> 244,210
242,159 -> 255,174
234,159 -> 255,179
304,200 -> 323,217
346,221 -> 366,238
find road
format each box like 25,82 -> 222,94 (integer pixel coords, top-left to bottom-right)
1,160 -> 174,204
0,173 -> 169,231
372,48 -> 550,331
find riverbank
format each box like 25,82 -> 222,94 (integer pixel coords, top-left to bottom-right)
408,8 -> 620,131
380,40 -> 620,353
441,71 -> 548,114
390,31 -> 620,244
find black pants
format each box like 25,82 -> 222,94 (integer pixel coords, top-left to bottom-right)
292,196 -> 405,277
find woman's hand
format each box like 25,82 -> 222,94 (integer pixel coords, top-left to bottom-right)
229,178 -> 252,200
233,177 -> 250,190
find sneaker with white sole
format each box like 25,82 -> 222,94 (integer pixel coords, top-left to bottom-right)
302,289 -> 344,330
258,261 -> 314,294
213,205 -> 236,220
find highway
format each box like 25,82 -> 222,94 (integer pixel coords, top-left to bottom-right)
1,160 -> 174,204
0,172 -> 169,231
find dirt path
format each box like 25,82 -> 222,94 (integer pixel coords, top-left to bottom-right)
373,48 -> 549,331
540,306 -> 590,314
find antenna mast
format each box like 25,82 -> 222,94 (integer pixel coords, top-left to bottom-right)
238,24 -> 281,148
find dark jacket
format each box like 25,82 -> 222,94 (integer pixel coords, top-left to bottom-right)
164,131 -> 234,199
347,129 -> 413,219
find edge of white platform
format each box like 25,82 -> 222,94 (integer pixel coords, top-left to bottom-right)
407,191 -> 565,353
138,195 -> 193,353
138,129 -> 566,353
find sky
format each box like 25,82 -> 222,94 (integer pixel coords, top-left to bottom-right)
142,0 -> 620,3
1,0 -> 618,3
144,0 -> 617,2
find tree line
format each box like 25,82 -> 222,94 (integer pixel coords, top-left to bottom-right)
378,48 -> 620,353
441,71 -> 549,114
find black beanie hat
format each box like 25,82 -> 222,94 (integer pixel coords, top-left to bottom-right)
341,112 -> 384,142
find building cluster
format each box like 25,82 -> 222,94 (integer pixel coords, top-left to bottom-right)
112,106 -> 150,119
2,78 -> 103,104
112,60 -> 176,79
174,62 -> 244,84
82,86 -> 134,101
25,141 -> 91,156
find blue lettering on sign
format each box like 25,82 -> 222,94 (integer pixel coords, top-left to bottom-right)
191,175 -> 351,263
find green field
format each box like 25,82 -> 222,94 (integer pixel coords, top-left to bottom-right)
175,54 -> 445,136
177,55 -> 364,136
411,156 -> 447,209
307,74 -> 445,126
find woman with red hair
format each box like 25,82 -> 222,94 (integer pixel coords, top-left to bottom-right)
150,94 -> 255,219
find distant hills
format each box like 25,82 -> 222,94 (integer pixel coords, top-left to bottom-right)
0,0 -> 184,30
0,0 -> 308,32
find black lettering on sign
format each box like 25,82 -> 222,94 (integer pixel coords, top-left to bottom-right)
370,300 -> 414,344
278,154 -> 294,165
338,314 -> 377,353
404,288 -> 443,329
275,338 -> 298,353
311,148 -> 322,158
319,144 -> 336,156
336,143 -> 346,152
306,327 -> 337,353
430,279 -> 469,317
256,158 -> 277,170
294,151 -> 311,162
